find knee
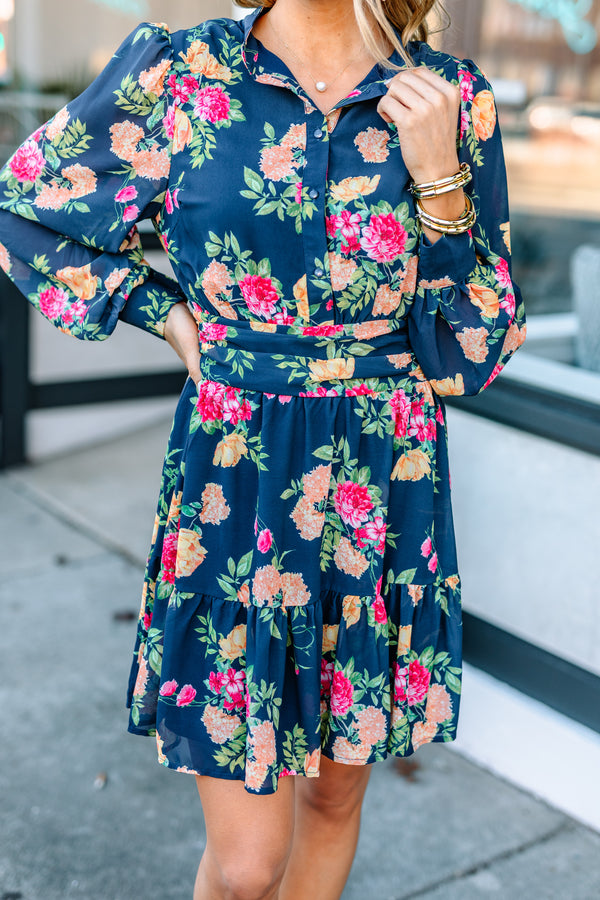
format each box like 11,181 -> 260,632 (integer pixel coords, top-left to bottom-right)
299,768 -> 371,821
217,855 -> 287,900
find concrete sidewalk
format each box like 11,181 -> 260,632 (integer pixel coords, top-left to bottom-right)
2,418 -> 600,900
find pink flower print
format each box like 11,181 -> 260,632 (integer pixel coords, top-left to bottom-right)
301,323 -> 344,337
162,104 -> 176,139
406,660 -> 431,705
272,307 -> 295,325
500,292 -> 516,319
328,210 -> 363,254
222,387 -> 252,425
10,139 -> 44,182
460,108 -> 471,139
427,551 -> 438,574
372,595 -> 387,624
39,286 -> 69,320
394,663 -> 408,703
458,69 -> 476,102
320,659 -> 335,698
334,481 -> 373,527
295,182 -> 303,204
239,274 -> 279,318
360,213 -> 407,263
420,536 -> 432,558
495,258 -> 512,289
160,532 -> 179,583
122,204 -> 139,223
176,684 -> 197,707
194,85 -> 230,123
345,383 -> 375,397
223,668 -> 246,711
424,419 -> 437,442
143,612 -> 152,631
389,389 -> 411,439
60,299 -> 87,327
209,671 -> 226,694
257,528 -> 273,553
254,515 -> 258,535
279,395 -> 293,404
167,73 -> 198,103
408,398 -> 427,441
115,186 -> 138,203
200,322 -> 228,341
165,187 -> 181,215
330,670 -> 353,716
159,679 -> 179,697
435,406 -> 445,425
364,516 -> 387,552
196,379 -> 226,421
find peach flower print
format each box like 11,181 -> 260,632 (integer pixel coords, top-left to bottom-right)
456,326 -> 489,363
468,283 -> 500,318
181,40 -> 232,81
500,222 -> 511,254
175,529 -> 207,577
308,357 -> 356,382
356,706 -> 386,749
171,107 -> 193,154
328,253 -> 358,292
252,564 -> 282,606
56,264 -> 98,301
391,449 -> 431,482
502,322 -> 527,355
200,482 -> 230,524
373,284 -> 404,316
202,259 -> 234,304
281,571 -> 311,607
35,164 -> 97,210
219,624 -> 247,661
260,145 -> 296,181
281,123 -> 306,149
110,121 -> 170,179
353,320 -> 390,341
332,736 -> 367,764
418,276 -> 454,290
333,536 -> 369,578
293,274 -> 310,321
246,719 -> 277,791
291,496 -> 325,541
304,747 -> 321,776
138,58 -> 172,96
202,705 -> 243,744
330,175 -> 380,204
472,90 -> 497,141
0,241 -> 10,274
133,652 -> 149,696
425,683 -> 453,725
104,267 -> 130,296
342,594 -> 362,627
303,464 -> 331,504
354,127 -> 390,163
411,719 -> 438,750
397,624 -> 412,656
45,106 -> 70,141
387,352 -> 413,370
445,575 -> 460,592
407,584 -> 424,606
326,108 -> 342,133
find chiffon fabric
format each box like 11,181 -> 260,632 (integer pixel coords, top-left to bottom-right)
0,8 -> 525,793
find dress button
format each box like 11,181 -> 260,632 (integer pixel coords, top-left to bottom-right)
314,267 -> 324,278
313,128 -> 324,139
308,188 -> 319,200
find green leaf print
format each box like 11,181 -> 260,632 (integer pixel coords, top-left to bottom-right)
282,724 -> 308,771
445,671 -> 462,695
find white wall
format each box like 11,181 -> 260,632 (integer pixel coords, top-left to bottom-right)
448,406 -> 600,677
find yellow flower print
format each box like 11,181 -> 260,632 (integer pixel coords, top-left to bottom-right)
322,624 -> 339,654
219,623 -> 247,661
391,449 -> 432,482
304,747 -> 321,776
308,357 -> 355,382
180,40 -> 232,81
342,594 -> 361,627
429,374 -> 465,397
0,241 -> 10,274
213,432 -> 248,467
397,624 -> 412,656
175,528 -> 207,578
172,107 -> 193,154
500,222 -> 511,254
293,274 -> 310,321
55,264 -> 99,300
472,90 -> 497,141
329,174 -> 380,204
468,283 -> 500,319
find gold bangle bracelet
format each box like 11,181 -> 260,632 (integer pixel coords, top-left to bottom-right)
415,194 -> 477,235
411,163 -> 472,200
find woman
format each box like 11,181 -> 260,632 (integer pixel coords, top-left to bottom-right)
0,0 -> 526,897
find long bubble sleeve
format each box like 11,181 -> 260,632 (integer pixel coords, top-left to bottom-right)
406,59 -> 526,397
0,22 -> 185,340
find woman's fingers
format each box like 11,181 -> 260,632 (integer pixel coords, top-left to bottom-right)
164,301 -> 202,384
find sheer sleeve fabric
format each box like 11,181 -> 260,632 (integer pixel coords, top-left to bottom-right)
0,23 -> 185,340
407,58 -> 526,397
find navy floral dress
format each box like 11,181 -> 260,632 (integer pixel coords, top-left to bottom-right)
0,8 -> 525,794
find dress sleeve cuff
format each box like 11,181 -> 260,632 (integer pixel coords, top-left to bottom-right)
417,230 -> 477,286
118,271 -> 187,339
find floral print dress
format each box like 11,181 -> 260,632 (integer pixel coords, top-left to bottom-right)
0,7 -> 525,794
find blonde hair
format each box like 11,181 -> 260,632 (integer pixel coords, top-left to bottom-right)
233,0 -> 445,68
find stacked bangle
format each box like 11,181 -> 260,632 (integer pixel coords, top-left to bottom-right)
415,194 -> 477,235
410,162 -> 472,199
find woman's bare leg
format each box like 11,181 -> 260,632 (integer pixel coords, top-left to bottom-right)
193,773 -> 295,900
279,755 -> 373,900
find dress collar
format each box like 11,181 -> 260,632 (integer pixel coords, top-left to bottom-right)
238,6 -> 414,113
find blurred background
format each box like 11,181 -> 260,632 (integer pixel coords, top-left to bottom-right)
1,2 -> 600,898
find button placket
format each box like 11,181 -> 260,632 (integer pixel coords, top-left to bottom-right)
301,112 -> 333,324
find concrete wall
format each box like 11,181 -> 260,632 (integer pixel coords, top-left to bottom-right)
14,0 -> 232,87
448,406 -> 600,678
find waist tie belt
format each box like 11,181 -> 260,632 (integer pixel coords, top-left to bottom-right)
194,313 -> 420,397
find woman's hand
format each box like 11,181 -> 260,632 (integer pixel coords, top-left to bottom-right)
164,301 -> 202,385
377,68 -> 465,242
377,67 -> 461,183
